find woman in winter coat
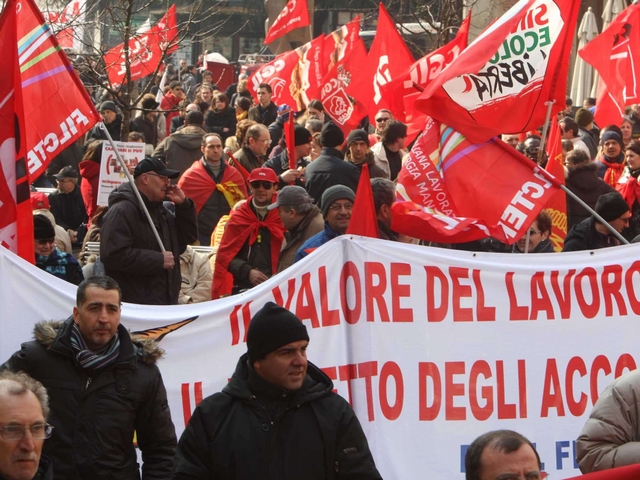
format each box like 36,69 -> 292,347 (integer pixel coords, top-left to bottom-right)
204,93 -> 236,143
615,140 -> 640,240
78,140 -> 104,222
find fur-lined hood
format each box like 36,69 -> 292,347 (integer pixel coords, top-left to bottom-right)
33,319 -> 164,364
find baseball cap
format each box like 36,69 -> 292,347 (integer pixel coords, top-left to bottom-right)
247,167 -> 278,184
53,166 -> 79,179
133,157 -> 180,179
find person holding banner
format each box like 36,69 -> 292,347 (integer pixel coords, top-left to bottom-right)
173,302 -> 382,480
100,158 -> 198,305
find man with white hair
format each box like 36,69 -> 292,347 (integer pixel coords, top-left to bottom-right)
0,371 -> 53,480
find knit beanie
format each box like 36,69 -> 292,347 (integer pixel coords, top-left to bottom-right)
600,130 -> 624,149
320,122 -> 344,148
595,192 -> 629,222
346,129 -> 370,148
294,126 -> 312,146
98,100 -> 118,114
574,108 -> 594,128
33,214 -> 55,239
321,185 -> 355,217
247,302 -> 309,363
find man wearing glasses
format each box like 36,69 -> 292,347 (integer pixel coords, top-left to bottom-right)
294,185 -> 355,263
100,157 -> 198,305
232,123 -> 271,172
373,109 -> 393,142
2,276 -> 177,479
212,168 -> 286,298
0,371 -> 53,480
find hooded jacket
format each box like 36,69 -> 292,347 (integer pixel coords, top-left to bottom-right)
565,162 -> 616,229
79,158 -> 101,221
152,125 -> 208,177
1,318 -> 177,480
100,182 -> 198,305
577,368 -> 640,473
173,354 -> 381,480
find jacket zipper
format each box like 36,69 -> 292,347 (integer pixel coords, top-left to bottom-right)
85,377 -> 92,390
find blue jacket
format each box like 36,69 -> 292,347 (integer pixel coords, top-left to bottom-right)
294,223 -> 341,263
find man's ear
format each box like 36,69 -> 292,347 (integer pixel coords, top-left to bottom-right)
72,306 -> 79,323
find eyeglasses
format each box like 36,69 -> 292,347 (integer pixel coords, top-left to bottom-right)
375,117 -> 390,123
250,181 -> 275,190
0,423 -> 54,441
146,172 -> 169,182
328,202 -> 354,212
36,237 -> 55,245
253,137 -> 271,144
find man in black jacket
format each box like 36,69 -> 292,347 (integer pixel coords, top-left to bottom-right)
2,276 -> 177,479
100,158 -> 198,305
304,122 -> 360,207
48,166 -> 88,246
173,302 -> 382,480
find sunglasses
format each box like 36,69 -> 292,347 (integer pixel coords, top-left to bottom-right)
250,181 -> 275,190
376,117 -> 390,123
36,237 -> 55,245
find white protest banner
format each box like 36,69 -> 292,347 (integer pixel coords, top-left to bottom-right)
2,236 -> 640,479
97,141 -> 145,206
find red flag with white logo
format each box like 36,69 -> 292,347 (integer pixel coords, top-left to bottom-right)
103,5 -> 178,85
381,13 -> 471,142
320,17 -> 371,135
264,0 -> 310,45
415,0 -> 580,144
0,0 -> 31,260
391,117 -> 561,244
579,2 -> 640,128
18,0 -> 101,180
365,3 -> 414,122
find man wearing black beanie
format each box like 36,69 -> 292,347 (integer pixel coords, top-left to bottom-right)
174,302 -> 382,480
304,123 -> 360,206
563,191 -> 631,251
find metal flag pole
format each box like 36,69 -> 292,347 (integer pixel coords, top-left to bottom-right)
99,122 -> 167,252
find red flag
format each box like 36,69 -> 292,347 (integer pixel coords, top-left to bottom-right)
250,35 -> 324,112
415,0 -> 580,144
103,5 -> 178,85
579,2 -> 640,127
366,3 -> 414,121
18,0 -> 101,181
381,13 -> 471,142
544,114 -> 567,251
320,17 -> 370,136
0,0 -> 32,261
563,464 -> 640,480
264,0 -> 310,45
323,18 -> 362,73
391,117 -> 561,244
346,164 -> 379,238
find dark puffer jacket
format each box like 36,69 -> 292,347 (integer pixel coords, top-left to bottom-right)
100,182 -> 198,305
1,318 -> 177,480
304,147 -> 360,207
173,354 -> 382,480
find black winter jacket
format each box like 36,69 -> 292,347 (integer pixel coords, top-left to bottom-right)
100,182 -> 198,305
264,149 -> 309,189
48,184 -> 88,232
304,147 -> 360,207
562,217 -> 620,252
565,162 -> 616,229
173,354 -> 382,480
2,318 -> 177,480
205,108 -> 237,142
248,102 -> 278,126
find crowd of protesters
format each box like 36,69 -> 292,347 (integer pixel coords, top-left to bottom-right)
27,57 -> 640,305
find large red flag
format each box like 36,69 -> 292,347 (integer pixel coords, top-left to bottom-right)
0,0 -> 32,261
321,17 -> 371,136
18,0 -> 101,181
264,0 -> 310,45
415,0 -> 580,144
391,117 -> 561,244
103,5 -> 178,85
365,3 -> 414,122
249,34 -> 324,112
381,13 -> 471,142
579,2 -> 640,128
544,114 -> 567,251
346,164 -> 379,238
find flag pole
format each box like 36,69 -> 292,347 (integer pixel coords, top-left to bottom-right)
537,100 -> 555,165
99,122 -> 167,252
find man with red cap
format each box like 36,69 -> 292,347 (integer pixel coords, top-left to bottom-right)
173,302 -> 382,479
212,168 -> 286,298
